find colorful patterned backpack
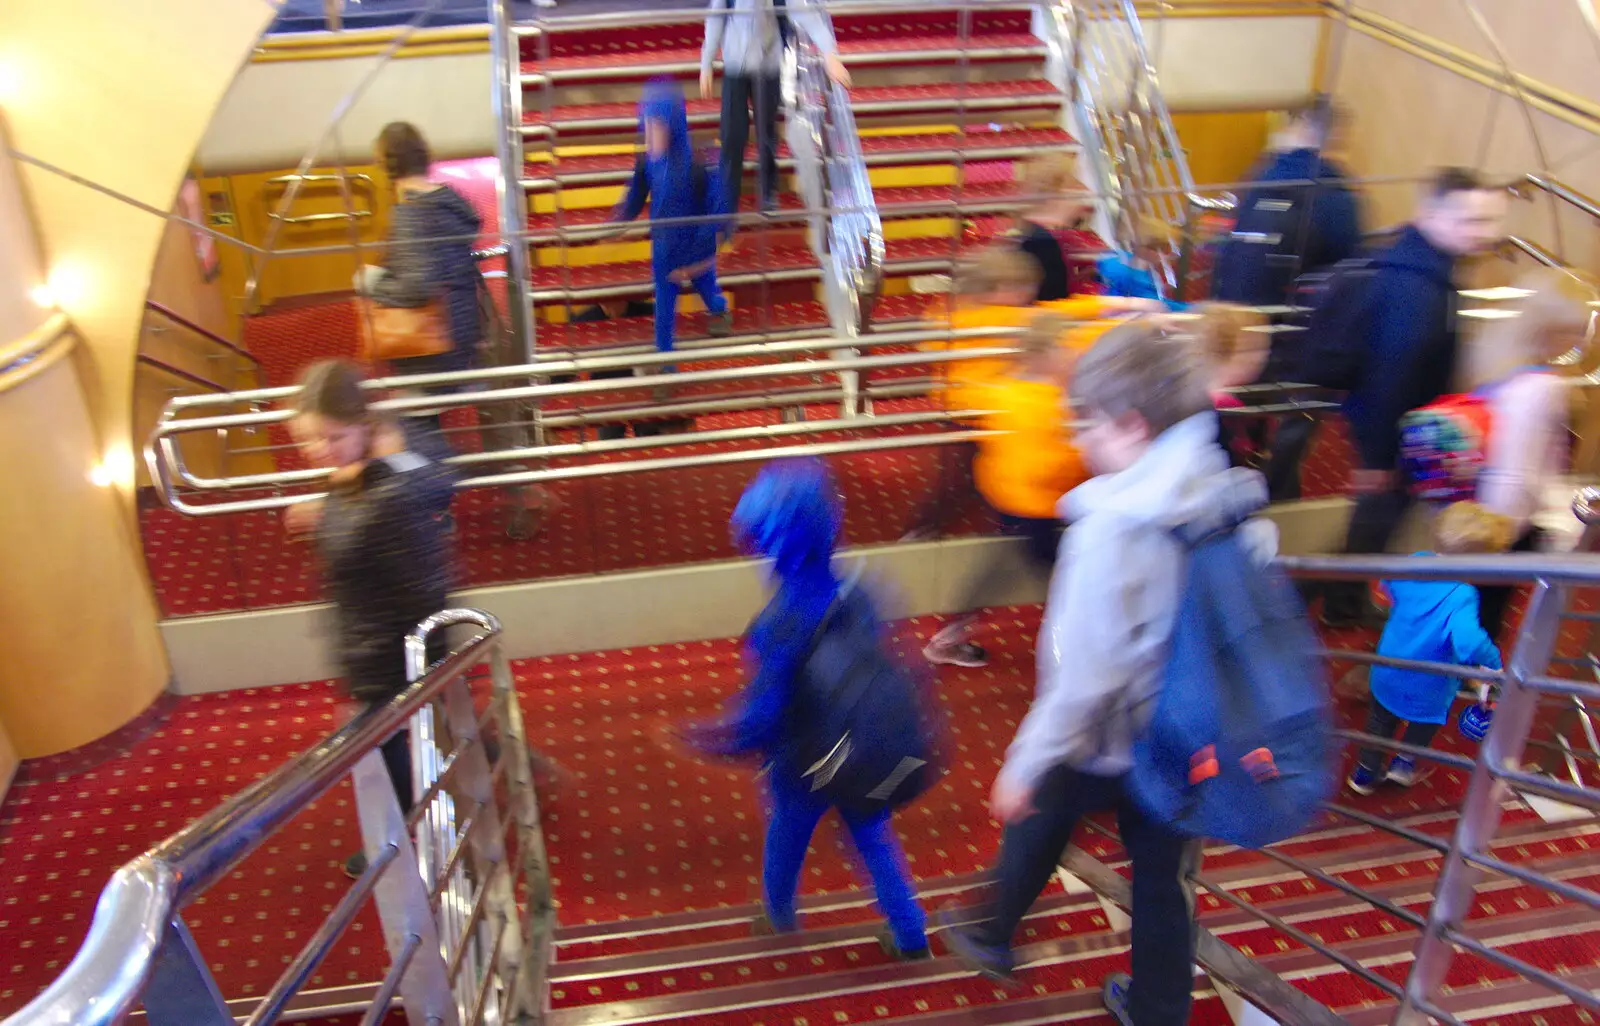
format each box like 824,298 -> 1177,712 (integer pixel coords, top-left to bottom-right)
1398,393 -> 1494,503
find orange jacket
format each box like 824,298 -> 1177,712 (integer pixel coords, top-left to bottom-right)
923,295 -> 1117,413
973,375 -> 1089,519
960,297 -> 1141,518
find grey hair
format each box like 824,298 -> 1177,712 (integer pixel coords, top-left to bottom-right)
1068,318 -> 1212,435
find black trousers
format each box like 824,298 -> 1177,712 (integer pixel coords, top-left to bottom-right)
1477,527 -> 1544,640
975,764 -> 1196,1026
721,72 -> 781,209
1356,700 -> 1440,774
1325,440 -> 1414,619
950,512 -> 1061,617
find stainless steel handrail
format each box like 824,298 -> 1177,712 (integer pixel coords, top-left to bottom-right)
4,613 -> 514,1026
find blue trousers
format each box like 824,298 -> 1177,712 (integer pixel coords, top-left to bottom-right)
763,769 -> 928,953
653,263 -> 727,353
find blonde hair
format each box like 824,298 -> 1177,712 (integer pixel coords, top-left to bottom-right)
1434,501 -> 1515,555
1019,152 -> 1086,202
1069,318 -> 1212,434
955,246 -> 1043,301
1021,311 -> 1072,359
1180,302 -> 1271,390
1470,268 -> 1599,386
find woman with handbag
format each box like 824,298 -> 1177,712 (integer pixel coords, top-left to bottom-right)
357,121 -> 551,537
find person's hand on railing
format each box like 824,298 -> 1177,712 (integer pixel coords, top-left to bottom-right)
283,499 -> 325,541
824,54 -> 851,88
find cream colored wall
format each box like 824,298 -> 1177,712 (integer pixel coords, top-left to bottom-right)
0,1 -> 279,502
1328,1 -> 1600,273
197,53 -> 495,176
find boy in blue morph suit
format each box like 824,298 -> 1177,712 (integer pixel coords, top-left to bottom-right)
681,459 -> 930,960
615,79 -> 735,355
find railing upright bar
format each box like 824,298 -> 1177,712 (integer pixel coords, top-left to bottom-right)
1395,580 -> 1567,1026
351,745 -> 462,1026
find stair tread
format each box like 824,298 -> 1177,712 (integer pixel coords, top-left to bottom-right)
535,297 -> 929,349
524,80 -> 1060,129
523,127 -> 1076,182
522,35 -> 1045,77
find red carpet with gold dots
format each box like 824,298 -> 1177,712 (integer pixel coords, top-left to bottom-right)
3,607 -> 1596,1024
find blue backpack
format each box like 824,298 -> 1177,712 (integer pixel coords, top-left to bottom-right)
1126,520 -> 1335,849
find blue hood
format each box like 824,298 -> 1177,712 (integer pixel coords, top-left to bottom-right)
732,458 -> 841,581
1257,147 -> 1350,186
640,79 -> 693,161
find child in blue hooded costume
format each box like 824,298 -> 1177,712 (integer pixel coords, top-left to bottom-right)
1348,501 -> 1508,795
683,458 -> 929,959
616,79 -> 734,354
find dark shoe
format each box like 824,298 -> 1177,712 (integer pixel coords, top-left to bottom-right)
1102,972 -> 1134,1026
923,639 -> 989,669
938,915 -> 1014,981
343,852 -> 368,880
877,925 -> 931,961
1346,764 -> 1380,796
760,194 -> 780,215
708,310 -> 734,338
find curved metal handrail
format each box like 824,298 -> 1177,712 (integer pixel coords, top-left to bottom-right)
4,614 -> 503,1026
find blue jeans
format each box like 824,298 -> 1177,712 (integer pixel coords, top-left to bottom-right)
763,769 -> 928,953
653,263 -> 727,353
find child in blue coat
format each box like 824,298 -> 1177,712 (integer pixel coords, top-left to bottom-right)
615,79 -> 734,354
682,459 -> 929,959
1348,501 -> 1511,794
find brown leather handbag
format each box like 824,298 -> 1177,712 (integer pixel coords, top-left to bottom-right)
355,296 -> 453,363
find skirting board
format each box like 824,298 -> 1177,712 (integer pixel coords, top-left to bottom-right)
160,497 -> 1368,695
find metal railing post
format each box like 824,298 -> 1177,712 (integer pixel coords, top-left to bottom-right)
352,748 -> 462,1026
141,918 -> 233,1026
490,0 -> 535,364
1394,578 -> 1567,1026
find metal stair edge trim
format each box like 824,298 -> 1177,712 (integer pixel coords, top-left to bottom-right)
1060,847 -> 1352,1026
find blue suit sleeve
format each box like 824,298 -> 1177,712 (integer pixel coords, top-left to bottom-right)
616,156 -> 651,223
1446,599 -> 1503,670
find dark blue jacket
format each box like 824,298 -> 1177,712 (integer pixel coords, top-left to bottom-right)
1343,225 -> 1459,468
617,82 -> 727,276
1211,148 -> 1361,306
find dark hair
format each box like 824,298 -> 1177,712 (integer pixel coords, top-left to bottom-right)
1288,94 -> 1341,143
377,121 -> 432,179
1426,166 -> 1486,200
295,359 -> 372,424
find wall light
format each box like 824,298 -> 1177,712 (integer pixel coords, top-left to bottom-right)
38,263 -> 88,309
89,447 -> 134,489
0,57 -> 20,107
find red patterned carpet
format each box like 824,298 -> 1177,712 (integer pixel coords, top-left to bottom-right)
3,608 -> 1595,1023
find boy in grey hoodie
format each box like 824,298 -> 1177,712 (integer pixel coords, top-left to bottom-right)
943,320 -> 1278,1026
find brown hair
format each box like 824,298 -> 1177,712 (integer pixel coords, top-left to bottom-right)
1434,501 -> 1515,555
1183,302 -> 1270,389
377,121 -> 432,180
1069,318 -> 1211,435
294,359 -> 374,424
954,246 -> 1043,301
1426,166 -> 1486,201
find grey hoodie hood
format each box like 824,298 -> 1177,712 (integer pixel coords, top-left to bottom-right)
1000,411 -> 1277,787
1063,411 -> 1278,559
